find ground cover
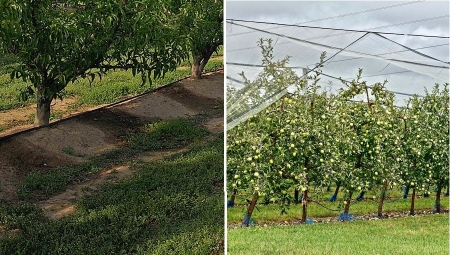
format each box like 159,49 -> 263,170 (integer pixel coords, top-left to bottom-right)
0,49 -> 223,134
0,70 -> 224,254
227,214 -> 448,255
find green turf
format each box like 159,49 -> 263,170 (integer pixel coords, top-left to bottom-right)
0,134 -> 224,254
228,195 -> 449,223
0,54 -> 223,112
17,117 -> 211,200
227,214 -> 449,255
228,187 -> 449,223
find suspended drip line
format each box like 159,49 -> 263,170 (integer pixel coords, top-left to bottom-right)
227,0 -> 425,37
227,16 -> 450,39
309,200 -> 341,212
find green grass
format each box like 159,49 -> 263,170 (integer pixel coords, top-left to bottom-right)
227,214 -> 449,255
0,56 -> 223,112
127,117 -> 210,150
0,134 -> 224,254
228,190 -> 449,223
17,117 -> 211,200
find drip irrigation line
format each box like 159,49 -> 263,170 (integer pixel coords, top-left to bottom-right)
383,196 -> 405,203
227,1 -> 426,37
227,15 -> 450,39
310,200 -> 341,212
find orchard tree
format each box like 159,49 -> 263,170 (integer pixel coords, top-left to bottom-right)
228,41 -> 337,224
416,84 -> 449,213
168,0 -> 223,79
331,70 -> 399,218
397,99 -> 426,215
227,39 -> 306,224
227,38 -> 301,126
0,0 -> 188,126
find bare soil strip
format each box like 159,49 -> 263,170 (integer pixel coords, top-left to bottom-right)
0,71 -> 224,220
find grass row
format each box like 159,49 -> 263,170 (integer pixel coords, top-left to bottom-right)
0,133 -> 224,254
0,49 -> 223,111
228,214 -> 449,255
17,117 -> 210,201
227,188 -> 449,223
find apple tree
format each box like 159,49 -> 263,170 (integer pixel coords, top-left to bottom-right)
330,70 -> 400,217
416,84 -> 449,213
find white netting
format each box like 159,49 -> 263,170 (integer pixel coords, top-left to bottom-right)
226,20 -> 449,130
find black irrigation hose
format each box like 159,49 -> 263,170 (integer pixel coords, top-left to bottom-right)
310,200 -> 341,212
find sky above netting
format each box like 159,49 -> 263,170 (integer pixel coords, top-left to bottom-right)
226,1 -> 449,129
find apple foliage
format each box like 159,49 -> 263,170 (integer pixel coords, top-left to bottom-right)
227,39 -> 449,222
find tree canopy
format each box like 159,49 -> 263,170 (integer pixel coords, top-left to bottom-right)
0,0 -> 192,126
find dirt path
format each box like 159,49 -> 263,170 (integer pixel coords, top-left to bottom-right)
0,70 -> 224,219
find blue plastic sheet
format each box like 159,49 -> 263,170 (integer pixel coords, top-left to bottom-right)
242,214 -> 255,226
305,218 -> 314,224
338,213 -> 355,221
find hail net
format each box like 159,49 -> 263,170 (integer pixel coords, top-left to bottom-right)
226,20 -> 449,130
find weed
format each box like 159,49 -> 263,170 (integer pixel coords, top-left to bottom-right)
0,134 -> 224,254
62,146 -> 76,156
127,118 -> 210,150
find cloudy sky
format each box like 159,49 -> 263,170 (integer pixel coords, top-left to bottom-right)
225,1 -> 449,109
226,1 -> 449,36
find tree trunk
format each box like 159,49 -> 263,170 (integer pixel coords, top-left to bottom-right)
242,191 -> 259,227
435,184 -> 442,213
300,189 -> 308,223
191,41 -> 221,79
403,186 -> 410,199
191,56 -> 203,79
230,189 -> 237,204
344,192 -> 352,214
334,184 -> 340,197
377,180 -> 388,217
329,184 -> 340,201
409,188 -> 416,215
35,88 -> 52,127
294,189 -> 299,204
